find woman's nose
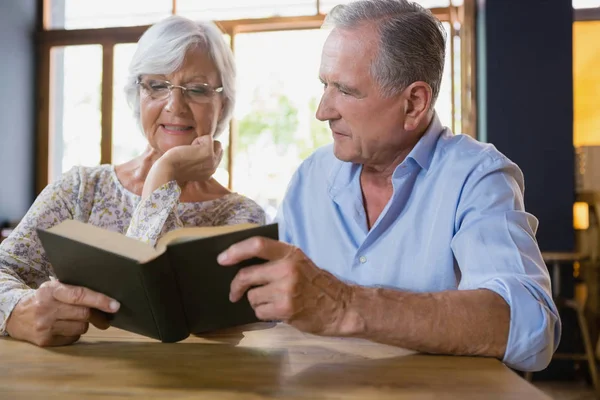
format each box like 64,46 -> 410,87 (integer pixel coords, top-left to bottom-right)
164,88 -> 189,114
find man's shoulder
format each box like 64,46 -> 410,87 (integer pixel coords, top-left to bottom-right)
437,133 -> 515,172
296,144 -> 339,177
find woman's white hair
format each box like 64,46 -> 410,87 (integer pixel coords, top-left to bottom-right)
125,16 -> 235,137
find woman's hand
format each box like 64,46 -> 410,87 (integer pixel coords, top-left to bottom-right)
142,135 -> 223,200
5,279 -> 120,347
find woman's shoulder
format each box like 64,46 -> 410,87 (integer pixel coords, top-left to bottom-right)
54,164 -> 112,184
190,193 -> 266,225
220,193 -> 267,225
43,164 -> 112,194
219,192 -> 264,210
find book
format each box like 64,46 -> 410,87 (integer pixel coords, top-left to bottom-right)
37,220 -> 278,343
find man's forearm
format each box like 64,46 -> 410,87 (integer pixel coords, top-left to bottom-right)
337,287 -> 510,359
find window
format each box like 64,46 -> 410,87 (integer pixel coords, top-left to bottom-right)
38,0 -> 475,212
233,29 -> 330,220
48,0 -> 172,30
178,0 -> 317,20
573,0 -> 600,8
112,44 -> 145,166
49,45 -> 102,181
573,20 -> 600,147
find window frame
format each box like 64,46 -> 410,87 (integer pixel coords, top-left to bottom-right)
35,0 -> 475,193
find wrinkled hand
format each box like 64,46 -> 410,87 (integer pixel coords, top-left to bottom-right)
161,135 -> 223,183
5,279 -> 120,347
218,237 -> 352,336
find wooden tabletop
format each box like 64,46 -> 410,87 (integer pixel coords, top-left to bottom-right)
0,323 -> 550,400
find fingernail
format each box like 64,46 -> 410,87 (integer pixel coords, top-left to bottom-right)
217,252 -> 228,264
109,300 -> 120,312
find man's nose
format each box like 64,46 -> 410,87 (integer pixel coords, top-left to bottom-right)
315,91 -> 340,122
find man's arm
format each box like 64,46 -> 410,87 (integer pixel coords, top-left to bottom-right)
340,287 -> 509,358
219,240 -> 509,357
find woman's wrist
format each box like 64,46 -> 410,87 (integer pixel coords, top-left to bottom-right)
141,158 -> 177,200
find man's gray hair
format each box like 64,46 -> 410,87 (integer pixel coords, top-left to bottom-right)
324,0 -> 446,105
124,16 -> 235,137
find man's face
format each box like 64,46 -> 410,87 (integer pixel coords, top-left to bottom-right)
317,25 -> 411,166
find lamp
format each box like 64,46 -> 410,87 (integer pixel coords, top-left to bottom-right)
574,201 -> 590,230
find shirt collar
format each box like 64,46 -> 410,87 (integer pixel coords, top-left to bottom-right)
327,113 -> 446,196
404,112 -> 445,172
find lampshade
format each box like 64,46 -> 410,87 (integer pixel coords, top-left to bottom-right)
574,202 -> 590,230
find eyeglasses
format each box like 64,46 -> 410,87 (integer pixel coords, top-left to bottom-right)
136,77 -> 223,104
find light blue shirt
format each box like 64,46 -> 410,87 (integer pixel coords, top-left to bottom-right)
277,114 -> 560,372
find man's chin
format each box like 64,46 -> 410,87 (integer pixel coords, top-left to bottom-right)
332,144 -> 355,163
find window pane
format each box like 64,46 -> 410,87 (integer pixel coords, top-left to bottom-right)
177,0 -> 316,20
320,0 -> 450,13
452,26 -> 462,134
234,30 -> 331,222
436,22 -> 453,130
573,0 -> 600,8
215,127 -> 231,188
574,21 -> 600,146
49,0 -> 171,30
112,44 -> 147,165
50,45 -> 102,182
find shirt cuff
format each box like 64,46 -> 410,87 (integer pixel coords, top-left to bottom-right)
479,276 -> 561,371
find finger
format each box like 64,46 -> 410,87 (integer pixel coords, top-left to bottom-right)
213,140 -> 222,156
51,321 -> 89,337
52,283 -> 120,314
246,285 -> 273,308
213,141 -> 223,166
196,134 -> 213,148
90,309 -> 111,330
253,303 -> 279,322
230,262 -> 281,303
218,237 -> 294,266
42,335 -> 81,347
54,303 -> 91,322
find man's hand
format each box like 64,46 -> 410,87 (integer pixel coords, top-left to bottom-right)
218,237 -> 353,336
6,279 -> 120,347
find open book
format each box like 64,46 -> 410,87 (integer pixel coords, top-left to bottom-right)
37,220 -> 278,342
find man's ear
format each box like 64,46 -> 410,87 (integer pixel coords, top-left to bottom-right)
403,81 -> 432,131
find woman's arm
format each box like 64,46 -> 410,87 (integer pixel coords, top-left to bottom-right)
0,167 -> 81,331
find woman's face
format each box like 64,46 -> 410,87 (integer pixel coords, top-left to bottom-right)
139,47 -> 224,155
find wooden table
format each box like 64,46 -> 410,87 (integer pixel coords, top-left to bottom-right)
0,323 -> 550,399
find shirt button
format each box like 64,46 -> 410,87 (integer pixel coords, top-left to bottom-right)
359,256 -> 367,264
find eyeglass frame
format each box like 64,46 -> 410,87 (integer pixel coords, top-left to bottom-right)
135,76 -> 224,103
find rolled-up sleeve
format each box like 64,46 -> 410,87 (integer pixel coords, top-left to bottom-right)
451,154 -> 561,371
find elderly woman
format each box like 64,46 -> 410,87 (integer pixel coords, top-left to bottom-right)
0,16 -> 265,347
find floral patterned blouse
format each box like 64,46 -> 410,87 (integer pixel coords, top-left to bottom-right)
0,165 -> 265,333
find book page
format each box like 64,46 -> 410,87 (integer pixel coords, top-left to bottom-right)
47,220 -> 159,262
155,223 -> 258,253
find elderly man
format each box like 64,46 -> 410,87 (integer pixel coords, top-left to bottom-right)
218,0 -> 560,371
